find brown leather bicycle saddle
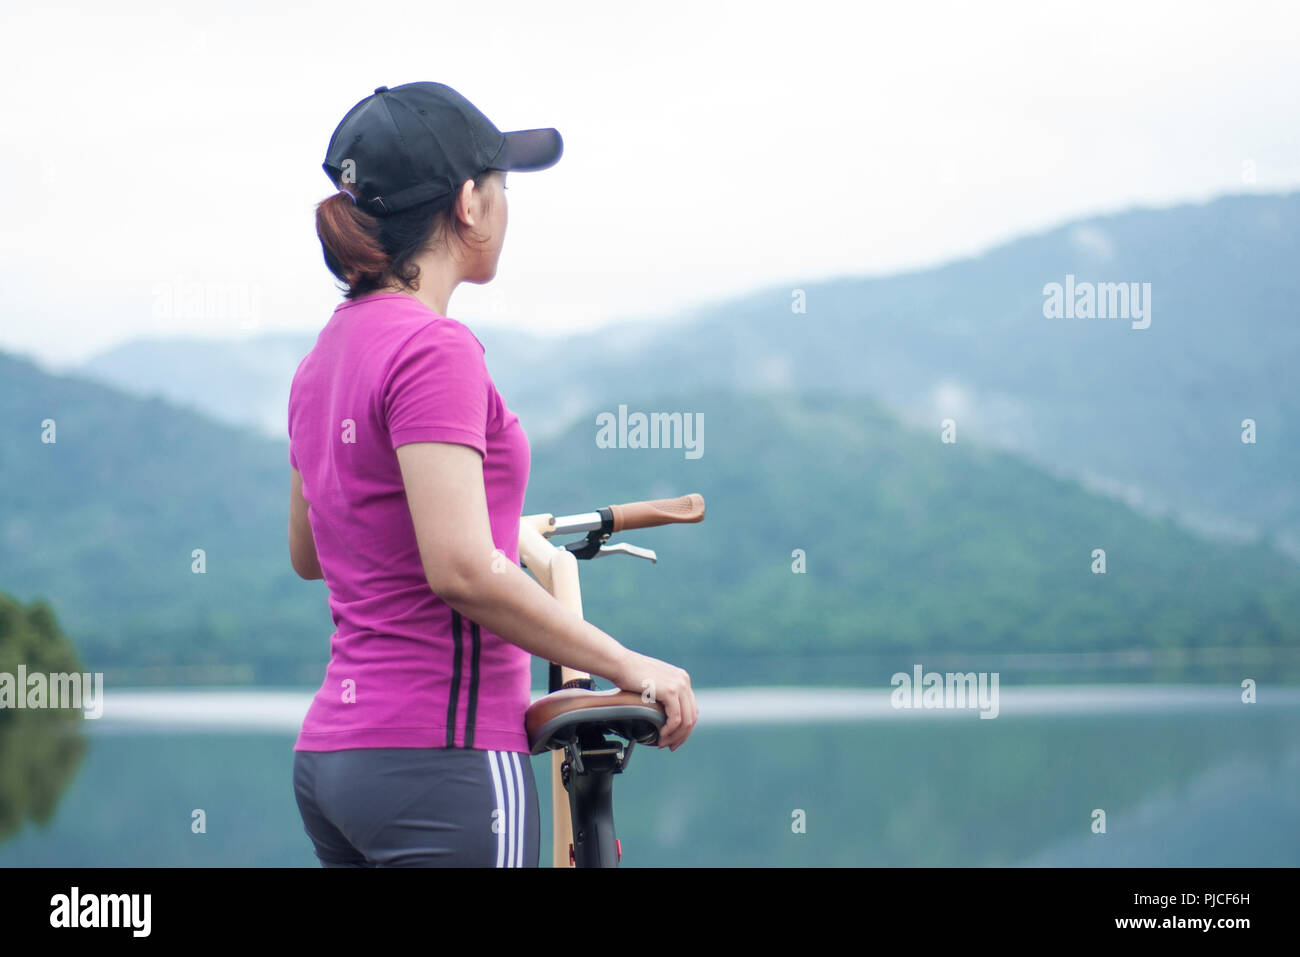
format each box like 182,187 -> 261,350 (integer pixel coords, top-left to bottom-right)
525,687 -> 666,755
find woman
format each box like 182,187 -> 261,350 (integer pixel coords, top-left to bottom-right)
288,82 -> 698,867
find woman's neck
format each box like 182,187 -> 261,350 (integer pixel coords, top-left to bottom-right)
380,253 -> 463,317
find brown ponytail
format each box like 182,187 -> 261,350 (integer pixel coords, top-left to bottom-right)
315,190 -> 388,297
315,173 -> 497,300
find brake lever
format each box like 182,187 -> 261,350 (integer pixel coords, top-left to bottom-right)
564,527 -> 657,562
594,542 -> 657,562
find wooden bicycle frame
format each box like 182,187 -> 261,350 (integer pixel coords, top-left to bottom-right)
517,511 -> 586,868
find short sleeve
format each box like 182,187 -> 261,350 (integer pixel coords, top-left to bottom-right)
382,321 -> 490,457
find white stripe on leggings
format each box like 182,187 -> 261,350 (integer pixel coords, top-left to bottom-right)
487,751 -> 508,868
487,751 -> 527,867
509,752 -> 525,867
501,750 -> 517,867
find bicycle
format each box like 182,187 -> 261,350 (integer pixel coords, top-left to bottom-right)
518,492 -> 705,868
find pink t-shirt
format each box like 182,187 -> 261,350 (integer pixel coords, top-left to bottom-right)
288,292 -> 532,753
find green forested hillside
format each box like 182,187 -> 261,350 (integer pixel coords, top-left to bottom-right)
0,353 -> 327,682
524,389 -> 1300,684
2,349 -> 1298,685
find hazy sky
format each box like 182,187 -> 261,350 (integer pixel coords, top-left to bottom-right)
3,0 -> 1298,369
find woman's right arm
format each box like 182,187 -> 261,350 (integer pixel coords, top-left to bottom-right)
395,440 -> 698,749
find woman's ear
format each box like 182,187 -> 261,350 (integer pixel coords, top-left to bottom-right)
456,177 -> 478,227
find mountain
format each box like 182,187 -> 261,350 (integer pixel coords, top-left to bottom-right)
0,352 -> 327,682
75,333 -> 313,438
73,325 -> 570,439
524,387 -> 1300,682
3,349 -> 1298,686
74,192 -> 1300,559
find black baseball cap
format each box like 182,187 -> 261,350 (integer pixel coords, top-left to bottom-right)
322,82 -> 563,217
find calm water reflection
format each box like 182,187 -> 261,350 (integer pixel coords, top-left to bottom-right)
1,686 -> 1296,866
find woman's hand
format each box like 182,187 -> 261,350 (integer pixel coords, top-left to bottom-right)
611,650 -> 698,751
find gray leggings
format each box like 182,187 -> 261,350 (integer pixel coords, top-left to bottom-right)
293,747 -> 541,867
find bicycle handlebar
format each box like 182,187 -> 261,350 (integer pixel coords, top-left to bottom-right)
534,492 -> 706,539
609,493 -> 705,531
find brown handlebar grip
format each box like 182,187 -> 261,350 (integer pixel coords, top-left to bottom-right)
608,493 -> 705,532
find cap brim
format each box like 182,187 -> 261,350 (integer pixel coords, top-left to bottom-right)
491,128 -> 563,172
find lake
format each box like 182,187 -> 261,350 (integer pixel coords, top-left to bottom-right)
2,685 -> 1297,866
